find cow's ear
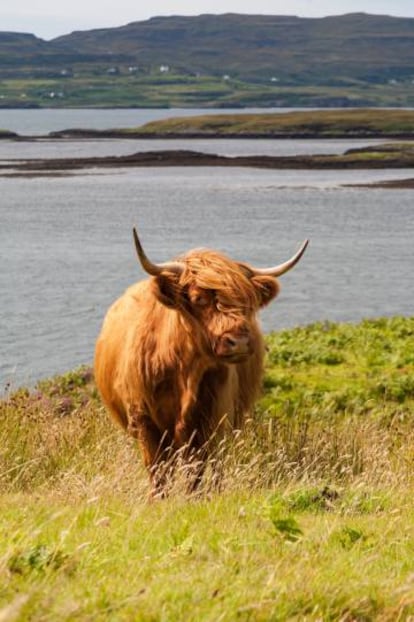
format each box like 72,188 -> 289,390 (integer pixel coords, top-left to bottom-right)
152,274 -> 181,308
251,275 -> 280,307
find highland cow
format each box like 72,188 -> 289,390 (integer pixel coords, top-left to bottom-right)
94,228 -> 308,494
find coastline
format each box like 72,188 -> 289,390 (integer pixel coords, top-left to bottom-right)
3,129 -> 414,141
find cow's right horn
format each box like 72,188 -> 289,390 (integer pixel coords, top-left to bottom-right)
250,239 -> 309,277
133,228 -> 185,276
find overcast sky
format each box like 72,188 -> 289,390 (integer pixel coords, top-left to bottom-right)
2,1 -> 414,40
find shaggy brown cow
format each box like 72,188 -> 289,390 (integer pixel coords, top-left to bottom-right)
94,229 -> 308,494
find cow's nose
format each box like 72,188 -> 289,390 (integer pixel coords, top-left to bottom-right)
217,332 -> 252,359
224,334 -> 249,351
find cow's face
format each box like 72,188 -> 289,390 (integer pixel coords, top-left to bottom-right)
152,250 -> 280,363
133,228 -> 308,363
185,280 -> 277,362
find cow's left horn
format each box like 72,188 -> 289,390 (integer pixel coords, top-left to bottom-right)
251,239 -> 309,277
133,228 -> 185,276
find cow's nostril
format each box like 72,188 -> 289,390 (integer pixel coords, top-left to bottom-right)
225,336 -> 238,348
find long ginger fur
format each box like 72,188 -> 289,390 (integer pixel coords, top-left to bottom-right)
94,248 -> 280,490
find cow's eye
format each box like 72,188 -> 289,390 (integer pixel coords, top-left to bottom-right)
193,294 -> 210,307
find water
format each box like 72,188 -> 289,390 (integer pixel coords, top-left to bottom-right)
0,137 -> 389,161
2,166 -> 413,389
0,109 -> 413,388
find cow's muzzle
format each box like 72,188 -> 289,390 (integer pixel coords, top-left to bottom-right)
214,330 -> 253,362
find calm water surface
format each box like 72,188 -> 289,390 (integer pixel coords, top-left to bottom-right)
1,166 -> 413,388
0,110 -> 412,388
0,137 -> 389,161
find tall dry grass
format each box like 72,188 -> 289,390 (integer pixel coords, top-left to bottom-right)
1,367 -> 413,503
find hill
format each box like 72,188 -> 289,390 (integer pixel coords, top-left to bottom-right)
1,13 -> 414,107
51,13 -> 414,84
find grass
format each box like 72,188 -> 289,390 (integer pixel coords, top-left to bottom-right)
137,108 -> 414,137
1,317 -> 414,620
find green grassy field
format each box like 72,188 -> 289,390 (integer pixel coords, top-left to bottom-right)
1,317 -> 414,620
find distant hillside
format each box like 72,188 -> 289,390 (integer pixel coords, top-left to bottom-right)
0,13 -> 414,108
51,13 -> 414,84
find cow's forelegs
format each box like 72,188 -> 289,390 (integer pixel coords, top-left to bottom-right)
128,410 -> 170,498
174,364 -> 207,447
174,401 -> 209,494
175,428 -> 207,495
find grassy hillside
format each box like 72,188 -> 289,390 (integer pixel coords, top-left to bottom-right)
1,14 -> 414,107
1,317 -> 414,619
51,13 -> 414,84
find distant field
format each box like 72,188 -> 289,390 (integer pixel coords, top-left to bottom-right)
0,73 -> 413,110
1,317 -> 414,620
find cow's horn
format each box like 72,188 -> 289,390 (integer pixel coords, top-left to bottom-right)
133,228 -> 185,276
251,239 -> 309,277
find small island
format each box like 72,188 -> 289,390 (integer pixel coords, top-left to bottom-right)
2,110 -> 414,186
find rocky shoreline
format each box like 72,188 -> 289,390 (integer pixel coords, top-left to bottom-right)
2,147 -> 414,170
1,148 -> 413,188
